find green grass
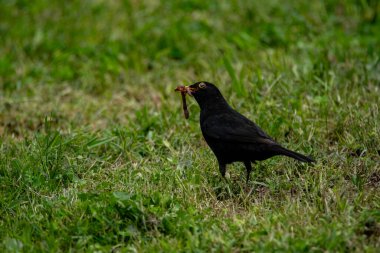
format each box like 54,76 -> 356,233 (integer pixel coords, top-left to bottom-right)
1,0 -> 380,252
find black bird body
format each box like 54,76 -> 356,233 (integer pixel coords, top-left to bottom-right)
183,81 -> 314,182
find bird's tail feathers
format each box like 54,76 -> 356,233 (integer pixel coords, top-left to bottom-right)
275,146 -> 315,163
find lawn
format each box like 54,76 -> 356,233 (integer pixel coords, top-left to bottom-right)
1,0 -> 379,252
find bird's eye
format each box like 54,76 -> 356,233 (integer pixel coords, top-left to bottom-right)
199,83 -> 206,89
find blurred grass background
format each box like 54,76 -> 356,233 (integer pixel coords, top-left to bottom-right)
1,0 -> 380,252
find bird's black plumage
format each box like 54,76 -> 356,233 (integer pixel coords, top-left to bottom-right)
187,81 -> 314,183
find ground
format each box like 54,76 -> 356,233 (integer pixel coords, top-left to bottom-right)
0,0 -> 379,252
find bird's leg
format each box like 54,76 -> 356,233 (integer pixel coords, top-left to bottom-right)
218,162 -> 226,178
244,161 -> 252,184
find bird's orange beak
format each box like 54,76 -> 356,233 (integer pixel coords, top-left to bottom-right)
175,85 -> 194,96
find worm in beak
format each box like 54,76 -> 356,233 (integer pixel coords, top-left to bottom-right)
175,85 -> 192,119
175,85 -> 193,96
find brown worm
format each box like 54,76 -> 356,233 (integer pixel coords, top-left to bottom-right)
181,91 -> 189,119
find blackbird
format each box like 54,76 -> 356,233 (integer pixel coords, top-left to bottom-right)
176,81 -> 314,183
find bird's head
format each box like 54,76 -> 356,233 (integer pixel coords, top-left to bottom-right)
175,81 -> 227,110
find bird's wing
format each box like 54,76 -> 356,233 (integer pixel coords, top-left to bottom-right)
201,112 -> 277,145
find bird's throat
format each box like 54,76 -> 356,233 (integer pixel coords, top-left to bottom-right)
197,95 -> 231,113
